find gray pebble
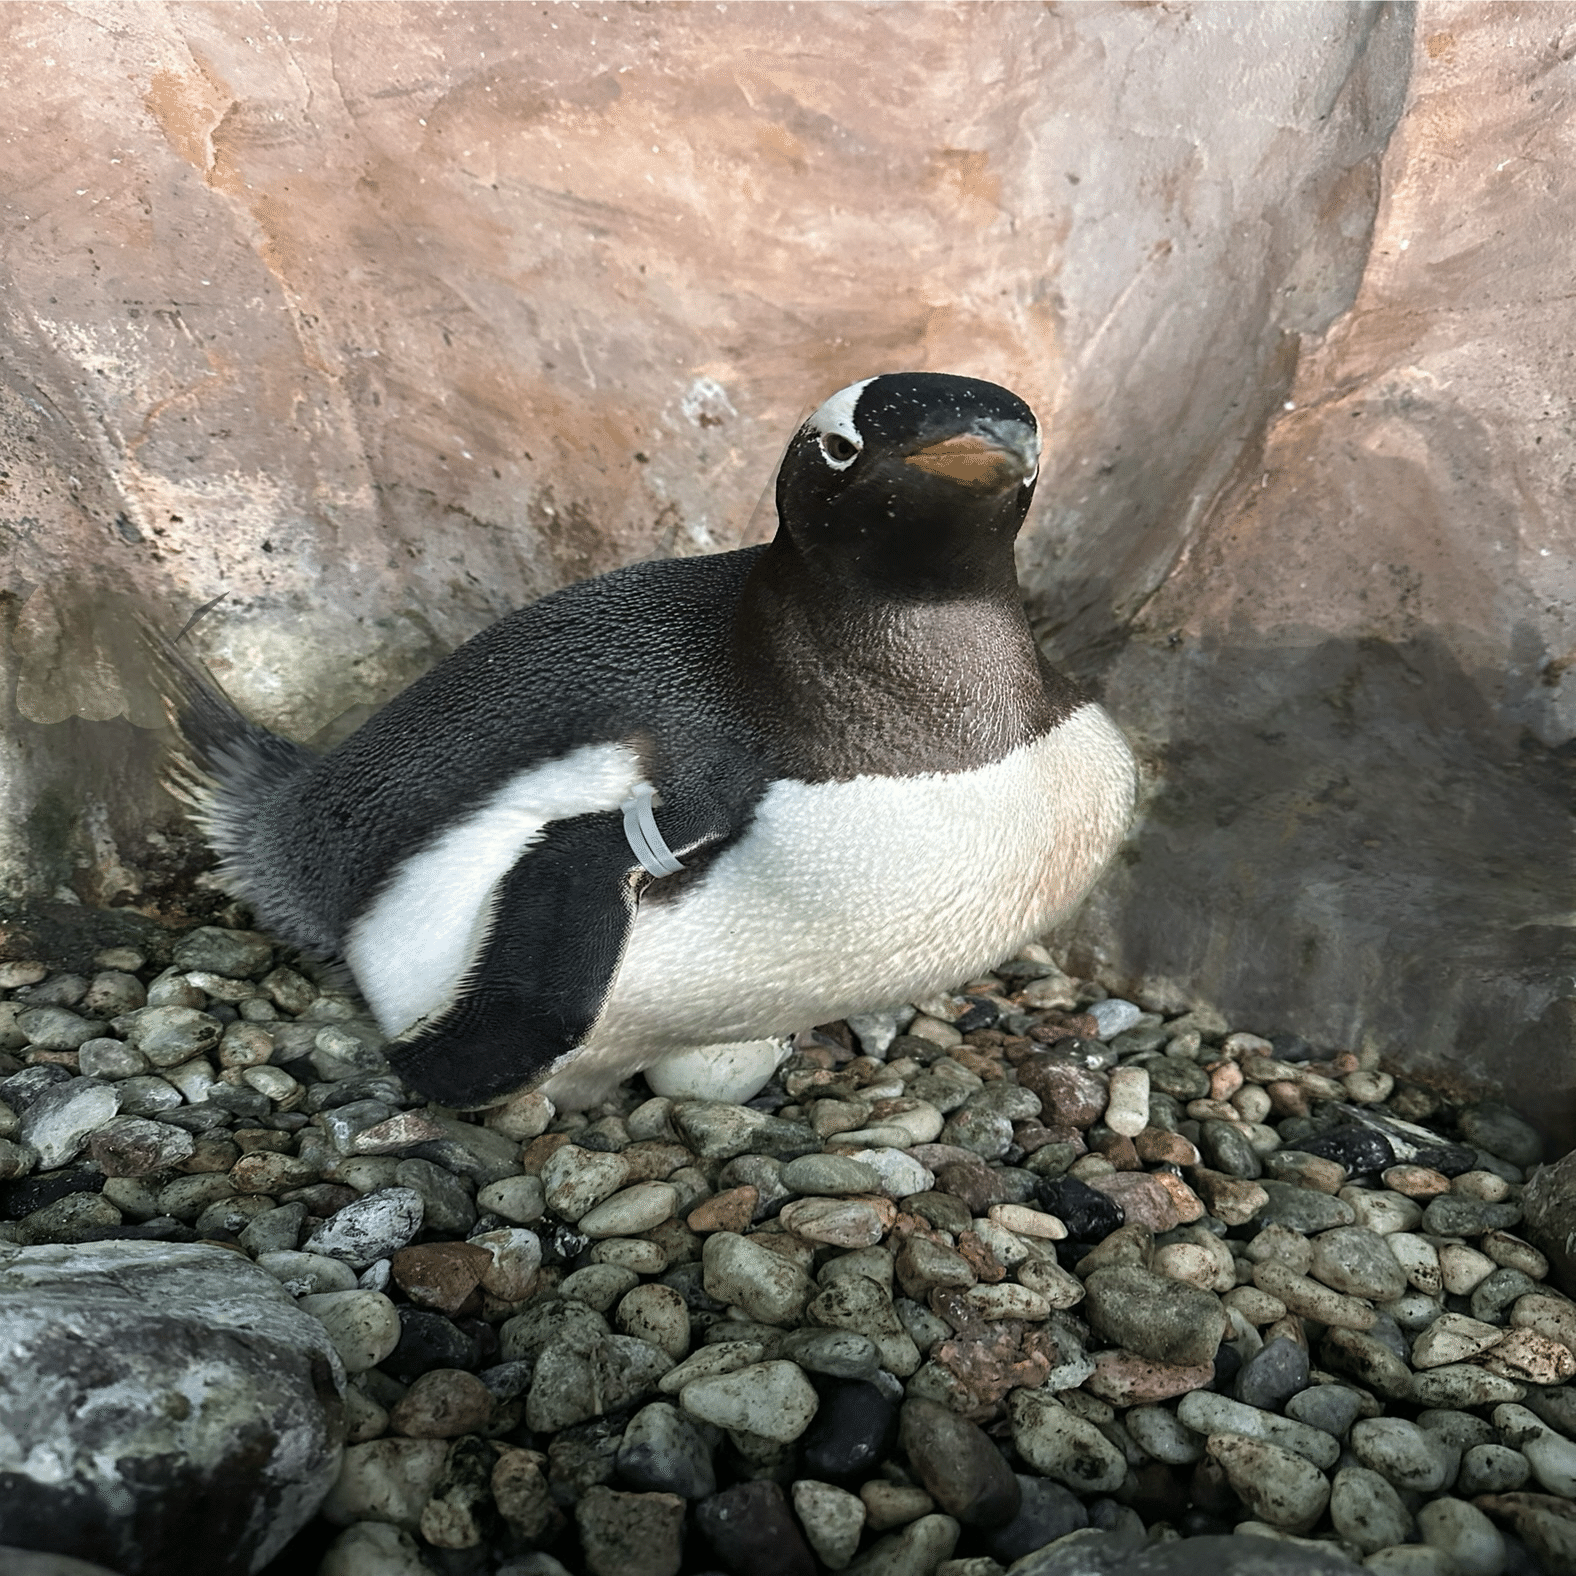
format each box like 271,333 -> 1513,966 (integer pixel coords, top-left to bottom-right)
778,1329 -> 882,1381
702,1231 -> 813,1326
76,1039 -> 151,1080
1329,1464 -> 1414,1555
938,1108 -> 1014,1160
1234,1335 -> 1310,1412
679,1359 -> 819,1442
1309,1226 -> 1408,1302
304,1186 -> 424,1269
256,1249 -> 359,1296
962,1082 -> 1041,1122
82,971 -> 147,1017
1470,1266 -> 1538,1325
1200,1120 -> 1262,1180
20,1079 -> 121,1170
1421,1196 -> 1523,1237
541,1144 -> 631,1221
1082,1266 -> 1227,1368
560,1264 -> 640,1313
577,1180 -> 677,1238
1086,999 -> 1143,1039
1415,1496 -> 1506,1576
393,1158 -> 476,1236
238,1202 -> 308,1256
1457,1102 -> 1543,1169
1456,1442 -> 1530,1495
16,1007 -> 106,1052
16,972 -> 88,1008
1285,1383 -> 1364,1439
124,1005 -> 223,1067
88,1115 -> 194,1175
615,1401 -> 716,1499
1256,1181 -> 1357,1233
1176,1391 -> 1340,1469
780,1154 -> 881,1196
1349,1417 -> 1455,1492
1125,1405 -> 1205,1465
172,926 -> 275,978
1416,1409 -> 1496,1453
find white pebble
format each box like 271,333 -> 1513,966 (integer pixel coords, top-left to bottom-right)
1103,1065 -> 1150,1137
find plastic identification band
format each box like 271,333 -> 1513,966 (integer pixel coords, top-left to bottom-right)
621,782 -> 685,878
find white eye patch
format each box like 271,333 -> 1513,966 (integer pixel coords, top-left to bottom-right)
804,376 -> 874,470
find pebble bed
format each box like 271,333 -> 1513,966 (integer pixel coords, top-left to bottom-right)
2,923 -> 1574,1576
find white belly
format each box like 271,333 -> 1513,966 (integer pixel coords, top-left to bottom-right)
550,703 -> 1135,1103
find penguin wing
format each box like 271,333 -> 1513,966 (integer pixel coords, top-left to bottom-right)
382,782 -> 745,1109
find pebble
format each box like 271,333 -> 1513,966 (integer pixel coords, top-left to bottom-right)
846,1147 -> 932,1198
1255,1180 -> 1356,1233
1103,1065 -> 1150,1137
801,1379 -> 900,1481
617,1284 -> 690,1361
1457,1443 -> 1530,1495
1349,1417 -> 1454,1492
299,1289 -> 403,1372
851,1513 -> 960,1575
1206,1433 -> 1330,1533
575,1484 -> 686,1576
87,1114 -> 194,1175
1234,1334 -> 1310,1411
792,1479 -> 866,1570
1007,1391 -> 1127,1493
18,1078 -> 121,1170
541,1144 -> 631,1221
695,1480 -> 817,1576
1416,1496 -> 1506,1576
899,1397 -> 1020,1525
1285,1383 -> 1365,1439
702,1230 -> 813,1325
1176,1391 -> 1340,1469
577,1180 -> 677,1238
680,1359 -> 819,1442
305,1187 -> 424,1270
388,1368 -> 494,1438
616,1401 -> 717,1499
1329,1464 -> 1415,1554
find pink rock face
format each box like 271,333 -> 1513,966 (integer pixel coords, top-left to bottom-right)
2,4 -> 1570,1149
1084,1349 -> 1215,1406
1085,1170 -> 1182,1234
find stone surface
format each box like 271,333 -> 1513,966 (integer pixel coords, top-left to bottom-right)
575,1485 -> 686,1576
1082,1266 -> 1226,1368
696,1480 -> 817,1576
0,1241 -> 344,1575
679,1360 -> 819,1444
791,1479 -> 866,1571
898,1397 -> 1020,1527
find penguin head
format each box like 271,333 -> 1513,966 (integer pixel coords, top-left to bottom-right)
774,372 -> 1041,597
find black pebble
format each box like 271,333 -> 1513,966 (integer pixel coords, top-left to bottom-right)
1269,1033 -> 1317,1063
799,1378 -> 899,1482
206,1085 -> 273,1119
382,1307 -> 482,1382
1035,1175 -> 1124,1239
1209,1342 -> 1243,1392
1,1164 -> 103,1218
1411,1141 -> 1479,1177
695,1480 -> 817,1576
986,1474 -> 1089,1562
1296,1124 -> 1395,1174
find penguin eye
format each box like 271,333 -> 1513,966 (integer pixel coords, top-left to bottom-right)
819,432 -> 861,468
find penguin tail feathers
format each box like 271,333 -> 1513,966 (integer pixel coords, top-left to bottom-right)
139,603 -> 313,863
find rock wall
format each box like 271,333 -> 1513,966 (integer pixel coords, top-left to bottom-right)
1,6 -> 1570,1131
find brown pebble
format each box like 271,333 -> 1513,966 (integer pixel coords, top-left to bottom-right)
1263,1151 -> 1346,1195
687,1185 -> 758,1234
389,1368 -> 494,1438
283,1182 -> 358,1216
1087,1170 -> 1181,1232
1088,1130 -> 1141,1170
932,1160 -> 1011,1216
1150,1170 -> 1207,1223
1133,1129 -> 1201,1167
1188,1168 -> 1269,1226
25,1050 -> 79,1069
177,1136 -> 242,1174
1265,1080 -> 1311,1119
1382,1164 -> 1451,1199
955,1230 -> 1007,1283
1209,1062 -> 1245,1101
1085,1348 -> 1215,1404
520,1132 -> 572,1174
1016,1059 -> 1107,1127
952,1045 -> 1005,1081
390,1241 -> 494,1316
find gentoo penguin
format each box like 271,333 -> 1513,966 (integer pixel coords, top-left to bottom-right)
161,373 -> 1136,1110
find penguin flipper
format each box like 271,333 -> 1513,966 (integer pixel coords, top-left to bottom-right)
384,809 -> 644,1109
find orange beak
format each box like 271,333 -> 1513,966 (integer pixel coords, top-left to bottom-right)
903,428 -> 1039,492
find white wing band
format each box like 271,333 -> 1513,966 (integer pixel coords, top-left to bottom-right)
621,782 -> 685,878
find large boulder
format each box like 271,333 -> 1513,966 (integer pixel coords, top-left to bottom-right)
0,1241 -> 345,1576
